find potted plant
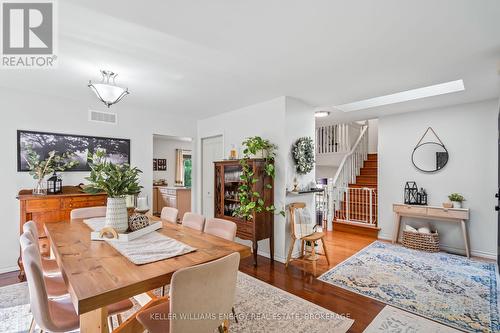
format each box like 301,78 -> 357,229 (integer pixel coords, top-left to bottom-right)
234,136 -> 284,220
24,146 -> 79,195
448,193 -> 465,208
84,149 -> 142,232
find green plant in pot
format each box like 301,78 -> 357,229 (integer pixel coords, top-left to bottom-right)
448,193 -> 465,209
84,149 -> 142,233
24,145 -> 79,195
234,136 -> 285,220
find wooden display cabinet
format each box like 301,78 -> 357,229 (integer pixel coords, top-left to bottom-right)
214,159 -> 274,266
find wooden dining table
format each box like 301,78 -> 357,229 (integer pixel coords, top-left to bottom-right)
45,217 -> 252,333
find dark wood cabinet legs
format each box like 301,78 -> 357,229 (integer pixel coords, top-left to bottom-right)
252,241 -> 258,266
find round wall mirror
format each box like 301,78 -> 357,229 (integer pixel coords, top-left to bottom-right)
412,142 -> 449,172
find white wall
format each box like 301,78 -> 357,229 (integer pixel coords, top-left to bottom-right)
0,88 -> 196,273
197,97 -> 287,260
153,137 -> 193,186
284,97 -> 316,257
367,118 -> 378,153
378,99 -> 498,258
196,96 -> 315,262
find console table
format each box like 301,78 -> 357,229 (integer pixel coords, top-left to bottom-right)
392,204 -> 470,257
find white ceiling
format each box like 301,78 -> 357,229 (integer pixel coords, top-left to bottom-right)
1,0 -> 499,120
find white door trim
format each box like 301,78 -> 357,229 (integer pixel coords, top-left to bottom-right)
200,134 -> 224,217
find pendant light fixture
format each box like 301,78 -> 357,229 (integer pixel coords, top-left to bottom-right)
88,70 -> 130,108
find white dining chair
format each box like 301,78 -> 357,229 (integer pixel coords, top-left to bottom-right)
21,232 -> 134,332
161,207 -> 179,223
182,212 -> 206,231
204,218 -> 237,241
23,221 -> 61,277
70,206 -> 106,219
136,252 -> 240,333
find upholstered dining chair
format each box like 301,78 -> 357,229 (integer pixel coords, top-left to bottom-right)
20,230 -> 67,298
182,212 -> 206,231
20,232 -> 134,333
161,207 -> 179,223
70,206 -> 107,219
204,218 -> 237,241
136,252 -> 240,333
23,221 -> 61,277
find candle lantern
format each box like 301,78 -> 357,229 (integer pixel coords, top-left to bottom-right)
47,172 -> 62,195
404,181 -> 418,204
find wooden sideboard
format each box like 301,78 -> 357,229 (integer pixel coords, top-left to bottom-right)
17,186 -> 106,280
152,186 -> 191,222
392,203 -> 470,257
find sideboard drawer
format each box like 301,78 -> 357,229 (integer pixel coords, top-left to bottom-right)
26,199 -> 60,212
393,205 -> 427,215
427,207 -> 468,220
63,198 -> 106,209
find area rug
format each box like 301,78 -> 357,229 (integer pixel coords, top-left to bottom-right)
0,272 -> 353,333
364,306 -> 462,333
318,241 -> 499,333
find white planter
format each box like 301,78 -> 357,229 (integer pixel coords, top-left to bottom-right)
105,197 -> 129,233
451,201 -> 462,208
251,150 -> 268,159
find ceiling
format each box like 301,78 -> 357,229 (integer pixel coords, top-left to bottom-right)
1,0 -> 499,120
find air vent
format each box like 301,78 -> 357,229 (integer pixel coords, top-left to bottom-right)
88,109 -> 118,125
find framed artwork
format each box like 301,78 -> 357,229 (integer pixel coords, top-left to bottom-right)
17,130 -> 131,172
157,158 -> 167,171
153,158 -> 158,171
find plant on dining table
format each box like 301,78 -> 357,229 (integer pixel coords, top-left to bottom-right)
84,149 -> 142,232
83,149 -> 142,197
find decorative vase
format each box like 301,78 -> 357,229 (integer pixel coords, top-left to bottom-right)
451,201 -> 462,208
105,197 -> 129,233
33,178 -> 47,195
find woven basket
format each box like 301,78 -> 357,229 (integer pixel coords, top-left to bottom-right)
402,230 -> 440,252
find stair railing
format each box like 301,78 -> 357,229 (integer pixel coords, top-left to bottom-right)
326,123 -> 369,228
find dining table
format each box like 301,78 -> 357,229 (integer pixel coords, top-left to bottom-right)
44,216 -> 252,333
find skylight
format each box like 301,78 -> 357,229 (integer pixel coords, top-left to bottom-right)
335,80 -> 465,112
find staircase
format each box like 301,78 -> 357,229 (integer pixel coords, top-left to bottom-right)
335,154 -> 378,226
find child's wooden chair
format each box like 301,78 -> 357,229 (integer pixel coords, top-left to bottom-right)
286,202 -> 330,276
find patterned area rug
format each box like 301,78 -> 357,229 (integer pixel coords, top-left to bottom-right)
364,306 -> 462,333
318,241 -> 499,333
0,272 -> 353,333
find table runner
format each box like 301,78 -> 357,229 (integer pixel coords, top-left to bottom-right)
84,217 -> 196,265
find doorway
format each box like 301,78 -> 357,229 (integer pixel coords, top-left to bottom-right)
152,134 -> 193,220
201,135 -> 223,218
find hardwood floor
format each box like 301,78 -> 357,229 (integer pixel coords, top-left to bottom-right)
1,230 -> 383,332
239,230 -> 385,333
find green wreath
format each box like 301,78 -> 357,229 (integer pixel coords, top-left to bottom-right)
292,137 -> 314,175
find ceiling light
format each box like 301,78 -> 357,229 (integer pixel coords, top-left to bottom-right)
88,70 -> 130,108
336,79 -> 465,112
315,111 -> 330,118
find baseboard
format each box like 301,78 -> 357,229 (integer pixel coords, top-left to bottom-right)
0,265 -> 19,274
256,250 -> 287,264
377,235 -> 497,260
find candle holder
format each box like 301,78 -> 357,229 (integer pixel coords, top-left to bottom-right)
135,194 -> 150,214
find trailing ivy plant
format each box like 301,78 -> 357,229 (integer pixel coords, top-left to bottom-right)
233,136 -> 285,220
83,149 -> 142,198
